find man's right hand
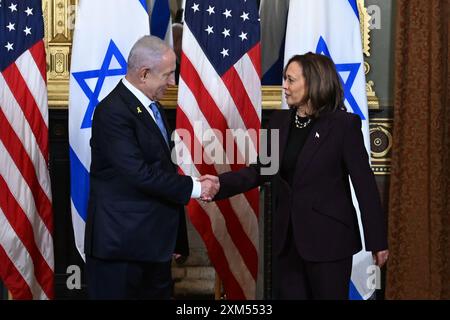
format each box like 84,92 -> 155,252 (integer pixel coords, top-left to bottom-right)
198,175 -> 220,202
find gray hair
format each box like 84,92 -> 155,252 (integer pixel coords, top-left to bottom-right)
127,35 -> 171,73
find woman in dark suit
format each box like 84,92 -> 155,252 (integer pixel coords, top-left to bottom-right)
203,52 -> 389,299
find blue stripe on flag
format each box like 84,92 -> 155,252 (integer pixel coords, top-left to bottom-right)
262,37 -> 285,85
139,0 -> 148,11
348,0 -> 359,20
151,0 -> 170,40
69,147 -> 90,222
262,56 -> 284,85
349,280 -> 364,300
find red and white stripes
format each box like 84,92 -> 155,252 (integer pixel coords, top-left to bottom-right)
176,23 -> 261,299
0,40 -> 54,300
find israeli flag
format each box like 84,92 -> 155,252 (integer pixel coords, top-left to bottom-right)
284,0 -> 375,299
68,0 -> 150,260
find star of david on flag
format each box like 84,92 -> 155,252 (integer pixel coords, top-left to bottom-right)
316,37 -> 365,120
72,40 -> 127,129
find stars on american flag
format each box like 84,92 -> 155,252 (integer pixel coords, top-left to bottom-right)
4,2 -> 19,53
206,5 -> 215,15
223,9 -> 232,19
220,48 -> 229,57
8,2 -> 17,12
5,42 -> 14,51
25,7 -> 34,16
2,1 -> 37,58
238,31 -> 248,41
205,25 -> 214,35
240,11 -> 249,21
6,22 -> 15,31
191,2 -> 199,13
24,26 -> 32,36
190,1 -> 255,62
222,28 -> 230,38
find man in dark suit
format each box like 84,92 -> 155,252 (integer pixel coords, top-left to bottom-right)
84,35 -> 217,299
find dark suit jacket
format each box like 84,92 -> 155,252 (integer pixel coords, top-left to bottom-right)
84,81 -> 192,262
216,109 -> 388,262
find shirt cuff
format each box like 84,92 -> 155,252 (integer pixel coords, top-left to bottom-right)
190,176 -> 201,198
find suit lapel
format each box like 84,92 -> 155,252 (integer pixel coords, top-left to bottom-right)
295,114 -> 332,178
277,109 -> 295,164
117,82 -> 172,158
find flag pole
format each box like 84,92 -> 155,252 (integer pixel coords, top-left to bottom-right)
214,272 -> 222,300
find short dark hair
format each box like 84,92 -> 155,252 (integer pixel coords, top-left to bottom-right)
284,52 -> 346,117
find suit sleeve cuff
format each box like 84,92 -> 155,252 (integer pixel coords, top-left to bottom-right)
190,176 -> 201,198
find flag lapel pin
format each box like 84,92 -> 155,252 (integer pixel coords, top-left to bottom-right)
315,132 -> 320,139
137,106 -> 142,114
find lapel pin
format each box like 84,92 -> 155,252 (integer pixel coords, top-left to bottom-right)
137,106 -> 142,114
315,132 -> 320,138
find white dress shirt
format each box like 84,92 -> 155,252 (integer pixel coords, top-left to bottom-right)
121,78 -> 201,198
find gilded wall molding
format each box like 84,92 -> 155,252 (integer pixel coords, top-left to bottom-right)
44,0 -> 77,108
159,86 -> 285,109
358,0 -> 380,110
369,118 -> 393,175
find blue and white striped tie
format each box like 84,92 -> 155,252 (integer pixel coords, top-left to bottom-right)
150,102 -> 169,146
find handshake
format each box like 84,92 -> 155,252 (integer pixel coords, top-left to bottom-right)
198,174 -> 220,202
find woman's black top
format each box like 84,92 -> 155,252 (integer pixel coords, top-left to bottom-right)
280,111 -> 316,186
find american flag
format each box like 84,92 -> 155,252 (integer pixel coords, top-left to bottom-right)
0,0 -> 54,299
176,0 -> 261,299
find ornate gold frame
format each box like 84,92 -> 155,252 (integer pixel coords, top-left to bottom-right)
369,118 -> 393,175
43,0 -> 76,107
